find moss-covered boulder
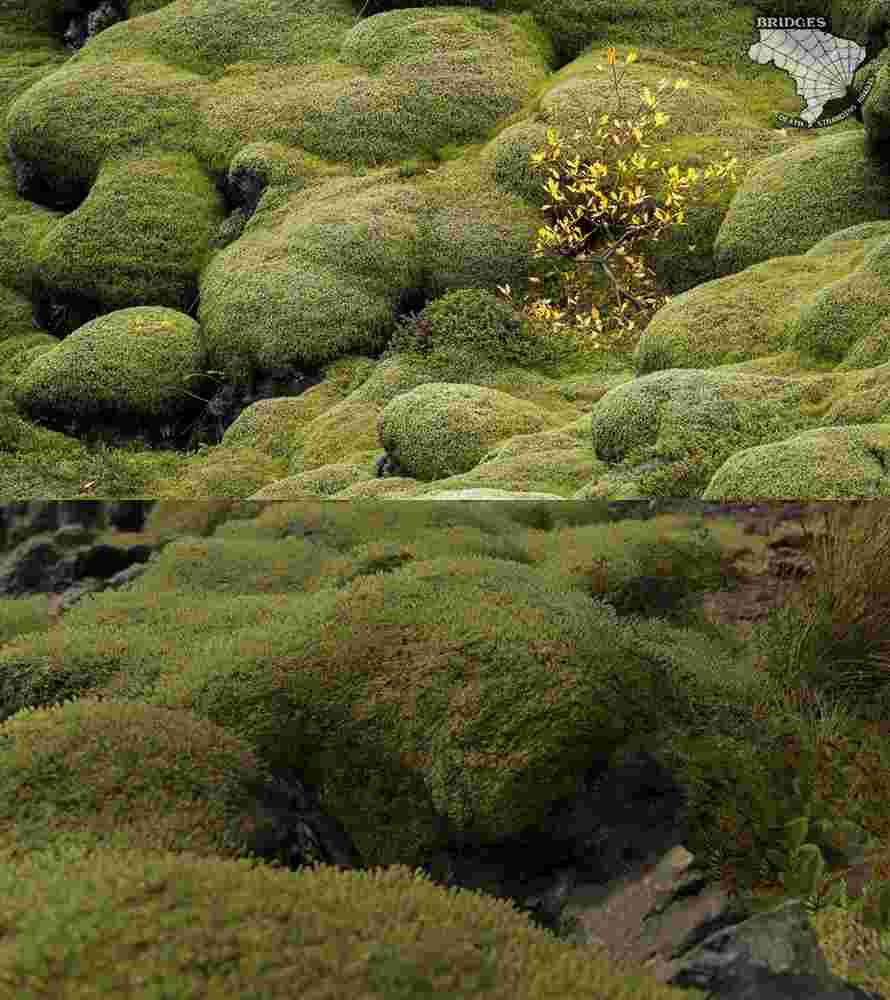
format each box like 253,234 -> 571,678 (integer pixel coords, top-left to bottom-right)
0,697 -> 307,868
1,844 -> 704,1000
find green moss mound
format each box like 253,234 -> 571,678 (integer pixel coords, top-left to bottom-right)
145,498 -> 540,553
127,552 -> 693,868
141,499 -> 271,544
384,287 -> 582,373
0,590 -> 53,648
0,504 -> 545,726
604,525 -> 733,624
529,512 -> 738,627
0,845 -> 704,1000
158,512 -> 538,595
0,698 -> 298,868
0,504 -> 833,999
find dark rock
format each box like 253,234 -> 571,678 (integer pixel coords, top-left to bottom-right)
2,4 -> 124,234
12,354 -> 324,453
106,501 -> 154,533
0,502 -> 156,554
5,134 -> 92,210
407,748 -> 695,936
663,900 -> 887,1000
47,559 -> 159,618
6,134 -> 39,202
54,542 -> 154,590
713,964 -> 883,999
609,574 -> 693,618
180,364 -> 327,449
602,500 -> 660,521
228,765 -> 365,874
222,164 -> 271,223
376,452 -> 406,478
242,366 -> 326,409
1,501 -> 104,551
63,1 -> 125,54
28,277 -> 112,339
0,503 -> 163,613
211,162 -> 310,247
0,533 -> 159,601
381,745 -> 885,999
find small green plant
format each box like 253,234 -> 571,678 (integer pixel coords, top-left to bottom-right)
748,805 -> 890,935
522,93 -> 730,341
383,287 -> 585,374
676,685 -> 890,936
397,158 -> 422,178
860,878 -> 890,935
719,504 -> 890,935
766,810 -> 860,916
530,48 -> 735,327
497,46 -> 738,354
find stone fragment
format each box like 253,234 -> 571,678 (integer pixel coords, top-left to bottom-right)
63,1 -> 124,54
376,451 -> 406,478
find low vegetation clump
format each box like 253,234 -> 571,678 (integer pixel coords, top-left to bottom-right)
2,500 -> 890,996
